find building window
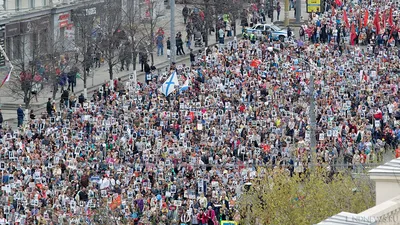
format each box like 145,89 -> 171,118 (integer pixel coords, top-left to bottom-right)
15,0 -> 20,11
13,36 -> 21,60
29,0 -> 35,9
60,27 -> 65,50
31,32 -> 38,56
39,30 -> 48,54
43,0 -> 47,6
6,37 -> 12,60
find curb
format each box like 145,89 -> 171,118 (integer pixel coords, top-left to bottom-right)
273,20 -> 305,27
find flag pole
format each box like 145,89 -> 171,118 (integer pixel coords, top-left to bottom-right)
0,44 -> 12,69
0,44 -> 13,88
0,44 -> 13,76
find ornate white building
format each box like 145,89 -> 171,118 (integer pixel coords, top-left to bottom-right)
317,158 -> 400,225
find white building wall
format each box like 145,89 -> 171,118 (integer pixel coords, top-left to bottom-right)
373,178 -> 400,205
21,0 -> 29,10
21,34 -> 31,61
360,195 -> 400,225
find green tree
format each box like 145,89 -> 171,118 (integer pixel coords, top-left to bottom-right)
238,168 -> 375,225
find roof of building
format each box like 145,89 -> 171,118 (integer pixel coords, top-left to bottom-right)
369,158 -> 400,177
315,212 -> 376,225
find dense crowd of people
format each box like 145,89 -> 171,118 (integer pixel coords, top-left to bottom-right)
1,1 -> 400,225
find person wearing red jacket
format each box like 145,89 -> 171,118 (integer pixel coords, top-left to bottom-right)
197,209 -> 208,225
374,109 -> 383,120
396,146 -> 400,159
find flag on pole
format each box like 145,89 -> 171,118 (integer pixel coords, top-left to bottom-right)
388,7 -> 393,27
364,10 -> 369,27
179,78 -> 190,94
343,10 -> 350,28
0,44 -> 12,89
160,71 -> 179,96
374,9 -> 381,34
350,23 -> 357,45
382,10 -> 386,30
0,67 -> 12,88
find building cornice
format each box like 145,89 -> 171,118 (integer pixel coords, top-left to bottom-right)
0,0 -> 105,23
368,159 -> 400,179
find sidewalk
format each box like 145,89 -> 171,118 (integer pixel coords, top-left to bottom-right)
0,4 -> 241,125
271,0 -> 308,26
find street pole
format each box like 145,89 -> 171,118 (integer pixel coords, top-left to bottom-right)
296,0 -> 301,23
270,0 -> 274,23
170,0 -> 176,64
309,67 -> 317,167
284,0 -> 289,26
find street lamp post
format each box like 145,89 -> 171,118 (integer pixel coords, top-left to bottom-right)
170,0 -> 176,64
303,59 -> 317,166
296,0 -> 301,23
309,68 -> 317,156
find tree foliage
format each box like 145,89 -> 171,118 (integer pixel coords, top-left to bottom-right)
96,0 -> 124,80
6,23 -> 71,108
238,168 -> 375,225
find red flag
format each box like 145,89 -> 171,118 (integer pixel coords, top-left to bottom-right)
335,0 -> 342,6
343,10 -> 350,28
389,7 -> 394,27
331,5 -> 336,17
374,9 -> 381,34
363,10 -> 369,27
389,26 -> 394,38
382,10 -> 386,30
350,23 -> 357,45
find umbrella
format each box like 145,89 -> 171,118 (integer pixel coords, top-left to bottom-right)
250,59 -> 261,68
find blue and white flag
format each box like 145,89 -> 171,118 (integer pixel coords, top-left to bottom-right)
160,71 -> 179,96
179,79 -> 190,94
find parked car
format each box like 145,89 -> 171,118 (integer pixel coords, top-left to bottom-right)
246,24 -> 290,41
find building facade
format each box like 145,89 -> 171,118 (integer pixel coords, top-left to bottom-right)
0,0 -> 165,63
0,0 -> 104,62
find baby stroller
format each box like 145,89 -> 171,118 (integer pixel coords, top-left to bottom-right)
194,30 -> 203,47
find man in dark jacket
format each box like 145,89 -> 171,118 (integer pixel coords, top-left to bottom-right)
67,71 -> 76,92
176,34 -> 185,55
0,109 -> 3,129
79,93 -> 85,105
78,187 -> 89,202
119,47 -> 126,71
46,98 -> 52,116
17,105 -> 24,127
167,37 -> 171,59
61,90 -> 69,108
190,49 -> 196,65
144,61 -> 151,85
139,52 -> 148,72
125,47 -> 132,71
182,5 -> 189,24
